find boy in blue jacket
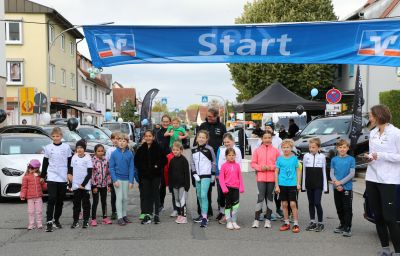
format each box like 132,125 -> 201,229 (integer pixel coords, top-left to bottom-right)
109,133 -> 135,226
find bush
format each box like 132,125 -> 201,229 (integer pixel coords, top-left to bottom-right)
380,90 -> 400,128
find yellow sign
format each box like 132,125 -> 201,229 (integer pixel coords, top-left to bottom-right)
251,113 -> 263,120
19,87 -> 35,115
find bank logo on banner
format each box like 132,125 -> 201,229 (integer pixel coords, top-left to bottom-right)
94,34 -> 136,59
358,30 -> 400,57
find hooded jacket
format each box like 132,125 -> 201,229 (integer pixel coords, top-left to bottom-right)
20,173 -> 47,199
168,155 -> 190,191
135,142 -> 167,180
251,144 -> 280,182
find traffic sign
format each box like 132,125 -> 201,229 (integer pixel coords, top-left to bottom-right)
326,88 -> 342,104
201,96 -> 208,103
161,97 -> 167,105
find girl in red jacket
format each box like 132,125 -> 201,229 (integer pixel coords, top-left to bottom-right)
20,159 -> 47,230
250,131 -> 280,229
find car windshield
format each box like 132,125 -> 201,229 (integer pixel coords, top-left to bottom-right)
78,127 -> 111,143
301,118 -> 351,135
101,128 -> 112,137
0,137 -> 51,155
103,123 -> 130,134
43,128 -> 82,142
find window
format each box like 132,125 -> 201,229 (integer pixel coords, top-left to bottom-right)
5,21 -> 22,44
60,34 -> 65,51
70,73 -> 75,89
61,69 -> 66,86
49,64 -> 55,83
90,87 -> 93,100
6,61 -> 24,85
70,41 -> 74,55
85,86 -> 88,99
349,64 -> 355,77
49,25 -> 55,44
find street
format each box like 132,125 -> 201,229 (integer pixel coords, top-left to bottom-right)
0,170 -> 379,256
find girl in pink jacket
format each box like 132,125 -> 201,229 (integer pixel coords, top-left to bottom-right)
250,131 -> 280,229
219,148 -> 244,230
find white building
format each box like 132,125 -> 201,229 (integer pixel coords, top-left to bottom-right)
336,0 -> 400,112
0,2 -> 6,114
77,52 -> 111,125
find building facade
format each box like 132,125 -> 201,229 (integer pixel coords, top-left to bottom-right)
5,0 -> 83,124
0,2 -> 6,116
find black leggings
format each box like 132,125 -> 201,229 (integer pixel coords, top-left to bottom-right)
142,177 -> 161,216
73,189 -> 91,222
307,188 -> 323,222
366,181 -> 400,252
110,183 -> 117,213
217,179 -> 225,209
160,175 -> 166,208
46,181 -> 67,222
91,187 -> 107,219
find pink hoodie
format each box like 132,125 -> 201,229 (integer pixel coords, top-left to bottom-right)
251,144 -> 280,182
219,161 -> 244,193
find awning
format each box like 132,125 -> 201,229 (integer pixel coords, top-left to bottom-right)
71,106 -> 102,116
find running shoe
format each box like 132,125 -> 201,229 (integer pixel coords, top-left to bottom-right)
193,216 -> 202,223
200,218 -> 208,228
292,225 -> 300,233
315,223 -> 325,232
70,221 -> 79,229
305,222 -> 317,231
279,223 -> 290,231
141,215 -> 151,225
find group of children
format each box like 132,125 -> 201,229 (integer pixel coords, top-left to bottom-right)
20,122 -> 356,236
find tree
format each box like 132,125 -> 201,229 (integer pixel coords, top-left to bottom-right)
228,0 -> 337,102
208,99 -> 221,109
152,100 -> 168,113
119,100 -> 138,123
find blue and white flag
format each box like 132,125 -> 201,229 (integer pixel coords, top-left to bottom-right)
84,19 -> 400,67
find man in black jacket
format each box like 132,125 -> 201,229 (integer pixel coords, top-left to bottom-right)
288,118 -> 300,139
193,108 -> 227,217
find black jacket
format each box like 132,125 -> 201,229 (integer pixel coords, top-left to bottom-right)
288,123 -> 299,138
168,155 -> 190,191
134,142 -> 167,180
154,127 -> 170,155
194,118 -> 227,153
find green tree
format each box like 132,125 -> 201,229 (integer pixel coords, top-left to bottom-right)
229,0 -> 337,102
119,100 -> 138,122
152,100 -> 168,113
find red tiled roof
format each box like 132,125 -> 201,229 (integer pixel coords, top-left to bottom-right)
186,109 -> 198,123
113,88 -> 136,112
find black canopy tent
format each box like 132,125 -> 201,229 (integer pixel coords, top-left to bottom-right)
233,81 -> 325,113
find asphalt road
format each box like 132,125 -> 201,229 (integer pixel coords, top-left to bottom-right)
0,165 -> 382,256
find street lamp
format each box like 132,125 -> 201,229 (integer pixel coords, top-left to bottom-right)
196,93 -> 227,124
47,22 -> 114,113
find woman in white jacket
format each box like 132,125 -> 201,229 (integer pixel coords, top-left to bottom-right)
365,105 -> 400,256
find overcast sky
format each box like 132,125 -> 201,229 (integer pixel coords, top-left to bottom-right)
33,0 -> 365,110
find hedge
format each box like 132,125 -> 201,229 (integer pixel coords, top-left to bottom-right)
380,90 -> 400,128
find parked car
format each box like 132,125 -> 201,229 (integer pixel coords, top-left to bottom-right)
75,125 -> 113,147
294,115 -> 370,170
0,133 -> 52,199
101,122 -> 137,150
99,126 -> 112,137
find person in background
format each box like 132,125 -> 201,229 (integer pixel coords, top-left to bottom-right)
20,159 -> 47,230
164,117 -> 188,148
105,132 -> 121,220
252,123 -> 264,138
279,125 -> 288,140
288,119 -> 300,139
365,105 -> 400,256
153,124 -> 161,135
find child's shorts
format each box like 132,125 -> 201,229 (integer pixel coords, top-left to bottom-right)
279,186 -> 297,202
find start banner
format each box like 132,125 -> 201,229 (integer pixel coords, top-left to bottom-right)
83,19 -> 400,67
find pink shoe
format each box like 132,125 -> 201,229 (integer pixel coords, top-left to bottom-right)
175,216 -> 182,224
90,219 -> 97,227
102,217 -> 112,225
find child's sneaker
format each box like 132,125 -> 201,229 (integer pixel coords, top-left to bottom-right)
37,225 -> 43,229
305,222 -> 317,231
141,215 -> 151,225
200,218 -> 208,228
90,219 -> 97,227
252,220 -> 259,228
334,225 -> 344,234
53,221 -> 62,229
280,223 -> 290,231
270,213 -> 277,221
264,219 -> 271,228
71,221 -> 79,229
343,227 -> 352,237
232,222 -> 241,230
180,216 -> 187,224
123,216 -> 132,224
154,215 -> 160,224
170,210 -> 178,217
27,225 -> 34,230
315,223 -> 325,232
175,216 -> 182,223
275,210 -> 284,219
226,221 -> 234,230
193,216 -> 202,223
218,216 -> 227,225
139,213 -> 146,220
117,218 -> 126,226
111,212 -> 117,220
45,221 -> 53,232
102,217 -> 112,225
292,225 -> 300,233
216,213 -> 224,221
82,221 -> 89,229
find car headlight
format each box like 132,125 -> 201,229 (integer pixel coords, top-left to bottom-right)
2,168 -> 25,176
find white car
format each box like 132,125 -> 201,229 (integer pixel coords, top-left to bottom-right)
0,133 -> 51,199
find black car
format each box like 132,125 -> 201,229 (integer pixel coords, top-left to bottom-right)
294,115 -> 370,170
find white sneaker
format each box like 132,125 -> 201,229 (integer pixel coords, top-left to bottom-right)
252,220 -> 259,228
226,221 -> 234,230
264,219 -> 271,228
232,222 -> 240,230
170,210 -> 178,217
